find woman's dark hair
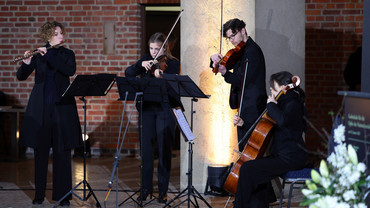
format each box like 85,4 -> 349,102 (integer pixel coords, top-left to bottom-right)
222,18 -> 246,37
270,71 -> 306,102
148,32 -> 177,60
40,21 -> 66,43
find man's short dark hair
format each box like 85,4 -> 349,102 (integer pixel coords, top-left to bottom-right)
222,18 -> 246,37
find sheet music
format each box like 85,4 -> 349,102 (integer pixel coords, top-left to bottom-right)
172,108 -> 195,141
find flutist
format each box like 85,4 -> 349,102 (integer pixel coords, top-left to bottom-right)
16,21 -> 82,206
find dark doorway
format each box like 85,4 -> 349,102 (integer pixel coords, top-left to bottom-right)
141,6 -> 181,60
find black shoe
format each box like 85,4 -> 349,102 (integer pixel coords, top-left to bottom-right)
32,198 -> 44,205
157,192 -> 167,203
60,199 -> 70,207
137,189 -> 152,201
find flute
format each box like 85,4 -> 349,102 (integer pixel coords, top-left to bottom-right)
13,42 -> 63,63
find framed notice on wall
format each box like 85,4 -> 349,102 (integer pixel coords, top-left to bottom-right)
340,91 -> 370,169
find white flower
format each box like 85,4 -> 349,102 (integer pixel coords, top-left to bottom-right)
314,195 -> 340,208
342,190 -> 356,201
354,203 -> 367,208
301,125 -> 369,208
302,188 -> 313,196
333,124 -> 345,143
347,144 -> 358,165
357,162 -> 366,173
347,169 -> 361,185
319,160 -> 329,178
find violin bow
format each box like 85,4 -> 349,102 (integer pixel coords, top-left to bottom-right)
220,0 -> 224,54
152,9 -> 184,64
236,60 -> 249,117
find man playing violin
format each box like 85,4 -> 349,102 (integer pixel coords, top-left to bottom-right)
210,18 -> 267,151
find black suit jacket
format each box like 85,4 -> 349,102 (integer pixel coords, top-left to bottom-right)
267,90 -> 307,165
211,38 -> 267,126
17,45 -> 82,149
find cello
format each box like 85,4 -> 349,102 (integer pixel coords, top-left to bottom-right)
223,76 -> 301,194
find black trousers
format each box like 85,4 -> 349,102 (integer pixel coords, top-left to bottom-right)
234,156 -> 304,208
34,104 -> 72,201
140,105 -> 174,194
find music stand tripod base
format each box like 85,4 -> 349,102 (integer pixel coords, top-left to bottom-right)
55,74 -> 116,208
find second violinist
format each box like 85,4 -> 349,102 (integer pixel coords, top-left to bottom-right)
125,32 -> 181,203
126,32 -> 179,78
210,18 -> 267,151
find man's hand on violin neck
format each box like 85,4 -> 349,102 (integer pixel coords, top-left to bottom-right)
211,53 -> 223,67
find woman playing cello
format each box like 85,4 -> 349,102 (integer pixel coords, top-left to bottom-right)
233,71 -> 308,208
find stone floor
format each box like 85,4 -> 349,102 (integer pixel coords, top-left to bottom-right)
0,151 -> 307,208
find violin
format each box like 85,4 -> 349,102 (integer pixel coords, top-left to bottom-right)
150,55 -> 168,75
223,76 -> 301,194
213,41 -> 246,75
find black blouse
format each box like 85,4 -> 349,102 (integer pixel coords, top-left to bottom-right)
267,90 -> 307,164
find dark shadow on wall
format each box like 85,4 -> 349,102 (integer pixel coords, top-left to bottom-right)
256,28 -> 305,77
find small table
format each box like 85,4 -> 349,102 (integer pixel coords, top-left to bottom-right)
0,106 -> 26,161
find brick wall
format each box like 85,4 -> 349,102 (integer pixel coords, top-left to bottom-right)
0,0 -> 180,155
0,0 -> 364,157
305,0 -> 363,157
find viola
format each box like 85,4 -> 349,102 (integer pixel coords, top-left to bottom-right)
150,55 -> 168,75
223,76 -> 301,194
212,41 -> 246,75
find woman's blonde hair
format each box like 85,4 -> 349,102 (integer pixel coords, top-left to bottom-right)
39,21 -> 66,43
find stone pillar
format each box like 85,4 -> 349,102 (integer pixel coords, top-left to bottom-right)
180,0 -> 255,192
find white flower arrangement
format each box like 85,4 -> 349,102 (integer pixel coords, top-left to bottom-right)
301,124 -> 370,208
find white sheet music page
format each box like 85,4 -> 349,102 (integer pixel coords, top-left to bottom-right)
172,108 -> 195,141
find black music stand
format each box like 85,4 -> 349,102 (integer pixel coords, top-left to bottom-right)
115,77 -> 169,207
161,74 -> 211,208
54,73 -> 116,208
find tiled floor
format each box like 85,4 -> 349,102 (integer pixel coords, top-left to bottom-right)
0,151 -> 306,208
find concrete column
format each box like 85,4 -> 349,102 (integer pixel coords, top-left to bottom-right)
180,0 -> 255,192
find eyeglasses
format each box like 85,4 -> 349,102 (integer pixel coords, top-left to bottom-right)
227,31 -> 240,41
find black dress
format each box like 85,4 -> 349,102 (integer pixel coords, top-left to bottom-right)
17,44 -> 82,201
234,90 -> 307,208
125,54 -> 181,195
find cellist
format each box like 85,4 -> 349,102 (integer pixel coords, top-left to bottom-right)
233,71 -> 308,208
209,18 -> 267,151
